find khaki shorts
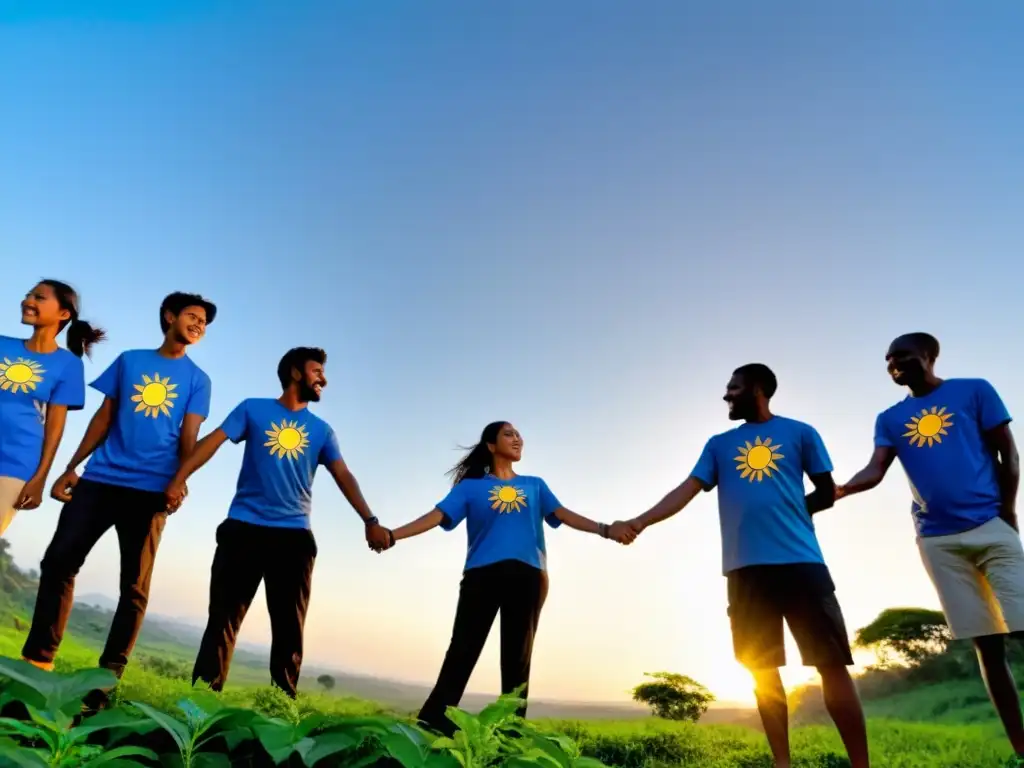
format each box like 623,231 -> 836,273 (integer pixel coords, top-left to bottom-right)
918,515 -> 1024,639
0,476 -> 27,536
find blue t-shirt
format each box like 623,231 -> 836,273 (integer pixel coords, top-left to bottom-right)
83,349 -> 212,493
0,335 -> 86,481
690,416 -> 833,574
221,398 -> 343,530
875,378 -> 1011,538
437,475 -> 563,572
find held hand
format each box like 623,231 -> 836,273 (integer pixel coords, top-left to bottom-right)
627,518 -> 645,535
50,469 -> 79,503
15,475 -> 45,511
606,520 -> 638,545
165,479 -> 188,514
834,485 -> 847,502
366,523 -> 393,553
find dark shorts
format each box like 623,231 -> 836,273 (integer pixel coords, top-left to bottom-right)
726,562 -> 853,669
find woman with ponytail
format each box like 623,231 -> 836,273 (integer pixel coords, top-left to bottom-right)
0,280 -> 105,534
384,421 -> 637,736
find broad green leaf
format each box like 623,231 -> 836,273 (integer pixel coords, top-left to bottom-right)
48,668 -> 118,712
66,707 -> 152,742
198,725 -> 252,753
526,735 -> 573,768
0,658 -> 58,698
0,679 -> 46,710
83,745 -> 160,766
129,701 -> 189,751
295,712 -> 331,738
190,753 -> 232,768
441,707 -> 477,736
180,691 -> 223,717
0,716 -> 49,743
431,736 -> 459,750
0,745 -> 49,768
380,724 -> 429,768
571,758 -> 609,768
476,696 -> 523,728
302,731 -> 365,766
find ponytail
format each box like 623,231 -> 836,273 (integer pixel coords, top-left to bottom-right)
446,421 -> 508,486
39,278 -> 107,358
65,318 -> 107,359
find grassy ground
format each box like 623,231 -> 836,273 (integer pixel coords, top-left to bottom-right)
0,621 -> 1017,767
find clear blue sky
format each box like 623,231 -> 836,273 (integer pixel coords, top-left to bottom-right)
2,1 -> 1023,703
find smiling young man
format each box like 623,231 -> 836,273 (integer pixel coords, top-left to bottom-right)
837,332 -> 1024,759
625,364 -> 869,768
21,291 -> 216,684
165,346 -> 390,698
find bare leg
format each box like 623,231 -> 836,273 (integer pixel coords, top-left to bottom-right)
975,634 -> 1024,755
752,668 -> 790,768
818,665 -> 870,768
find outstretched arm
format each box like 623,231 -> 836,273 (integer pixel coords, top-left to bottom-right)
836,446 -> 896,499
985,423 -> 1020,530
628,476 -> 706,532
806,472 -> 837,515
553,507 -> 636,543
325,458 -> 390,550
392,509 -> 445,542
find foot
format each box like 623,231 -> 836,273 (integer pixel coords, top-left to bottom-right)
81,687 -> 112,715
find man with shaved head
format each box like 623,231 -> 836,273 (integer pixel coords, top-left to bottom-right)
837,332 -> 1024,759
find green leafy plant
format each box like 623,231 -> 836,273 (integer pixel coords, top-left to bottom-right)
0,658 -> 157,767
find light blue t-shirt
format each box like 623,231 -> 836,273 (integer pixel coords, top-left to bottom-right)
83,349 -> 212,493
221,398 -> 343,530
691,416 -> 833,575
875,378 -> 1011,538
0,335 -> 86,481
437,475 -> 563,571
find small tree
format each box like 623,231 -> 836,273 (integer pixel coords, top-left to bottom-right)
854,607 -> 951,667
316,674 -> 336,692
632,672 -> 715,722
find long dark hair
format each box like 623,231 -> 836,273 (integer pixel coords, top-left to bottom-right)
40,279 -> 107,358
446,421 -> 508,486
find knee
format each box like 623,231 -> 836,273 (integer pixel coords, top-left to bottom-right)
39,547 -> 83,579
751,668 -> 783,695
119,583 -> 149,611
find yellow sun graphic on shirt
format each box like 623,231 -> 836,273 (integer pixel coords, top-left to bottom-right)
903,406 -> 954,447
265,420 -> 311,460
489,484 -> 528,513
0,357 -> 45,394
734,436 -> 785,482
131,374 -> 178,418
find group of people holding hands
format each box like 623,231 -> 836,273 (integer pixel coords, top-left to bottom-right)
1,278 -> 1022,767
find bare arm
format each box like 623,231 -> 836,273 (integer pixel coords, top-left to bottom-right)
806,472 -> 837,515
836,446 -> 897,499
64,398 -> 115,471
392,509 -> 445,542
554,507 -> 608,535
630,476 -> 706,532
325,458 -> 376,523
172,428 -> 229,484
34,404 -> 69,483
984,423 -> 1020,529
178,413 -> 206,461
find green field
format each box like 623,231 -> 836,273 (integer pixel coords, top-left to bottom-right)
0,616 -> 1016,766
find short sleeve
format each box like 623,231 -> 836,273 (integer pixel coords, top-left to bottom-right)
318,426 -> 343,466
89,354 -> 123,400
437,482 -> 469,531
801,425 -> 834,475
219,400 -> 250,443
49,355 -> 86,410
690,438 -> 719,490
537,478 -> 563,529
974,379 -> 1012,432
873,413 -> 893,448
185,371 -> 212,419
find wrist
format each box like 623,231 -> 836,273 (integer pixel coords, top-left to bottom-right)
364,516 -> 379,527
598,522 -> 609,538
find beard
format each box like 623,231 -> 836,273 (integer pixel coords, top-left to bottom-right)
298,379 -> 321,403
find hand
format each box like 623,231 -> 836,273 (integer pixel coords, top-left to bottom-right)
50,468 -> 79,503
15,475 -> 45,510
607,520 -> 638,545
165,479 -> 188,514
834,485 -> 847,501
366,523 -> 393,553
1000,505 -> 1019,532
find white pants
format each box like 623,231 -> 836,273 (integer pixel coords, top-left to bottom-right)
0,476 -> 27,536
918,516 -> 1024,639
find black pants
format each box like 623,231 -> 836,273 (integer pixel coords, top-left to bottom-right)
22,478 -> 168,676
418,559 -> 548,735
192,518 -> 317,698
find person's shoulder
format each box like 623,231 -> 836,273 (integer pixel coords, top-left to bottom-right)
774,415 -> 821,435
878,395 -> 912,419
182,357 -> 211,385
946,377 -> 995,393
0,334 -> 19,347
